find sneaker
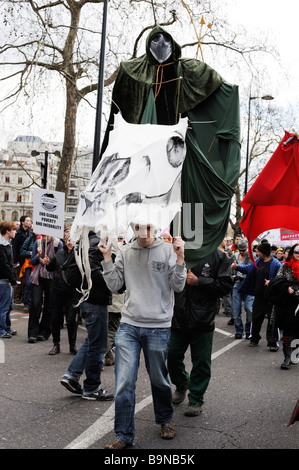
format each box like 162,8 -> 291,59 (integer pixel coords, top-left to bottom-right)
0,333 -> 11,338
82,388 -> 114,401
160,421 -> 176,439
172,388 -> 188,405
235,334 -> 243,339
7,329 -> 17,336
249,341 -> 259,347
184,402 -> 203,417
269,345 -> 279,352
60,377 -> 83,395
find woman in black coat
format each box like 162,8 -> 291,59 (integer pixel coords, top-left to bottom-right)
45,236 -> 79,355
267,243 -> 299,369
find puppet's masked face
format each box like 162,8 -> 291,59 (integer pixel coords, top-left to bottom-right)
150,33 -> 172,64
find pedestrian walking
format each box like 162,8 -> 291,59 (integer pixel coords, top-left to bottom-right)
11,215 -> 32,304
231,240 -> 281,349
265,243 -> 299,369
167,248 -> 232,416
44,234 -> 79,355
231,239 -> 254,339
99,224 -> 186,449
60,232 -> 114,401
0,221 -> 18,338
28,235 -> 63,343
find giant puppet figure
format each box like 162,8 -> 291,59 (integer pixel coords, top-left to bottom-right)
72,25 -> 240,273
99,25 -> 241,268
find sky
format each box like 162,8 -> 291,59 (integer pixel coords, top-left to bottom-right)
231,0 -> 299,106
0,0 -> 298,149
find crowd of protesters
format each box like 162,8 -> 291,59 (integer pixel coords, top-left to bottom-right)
0,214 -> 298,449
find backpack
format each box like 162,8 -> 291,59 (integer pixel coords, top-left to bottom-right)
60,247 -> 86,291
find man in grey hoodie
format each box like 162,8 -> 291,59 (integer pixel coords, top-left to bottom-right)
99,223 -> 186,449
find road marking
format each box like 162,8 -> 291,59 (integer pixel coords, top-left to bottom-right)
215,327 -> 234,337
65,395 -> 153,449
64,335 -> 241,449
212,338 -> 244,360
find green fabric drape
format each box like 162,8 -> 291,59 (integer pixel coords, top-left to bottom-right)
140,83 -> 241,268
100,26 -> 240,268
181,82 -> 241,267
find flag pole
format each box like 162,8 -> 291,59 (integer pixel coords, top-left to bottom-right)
92,0 -> 109,173
177,211 -> 181,237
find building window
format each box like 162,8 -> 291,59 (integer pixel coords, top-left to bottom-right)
18,176 -> 22,184
1,210 -> 6,220
4,192 -> 9,202
17,194 -> 22,203
12,211 -> 18,221
5,176 -> 10,183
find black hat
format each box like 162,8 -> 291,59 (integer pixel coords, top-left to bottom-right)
257,241 -> 271,256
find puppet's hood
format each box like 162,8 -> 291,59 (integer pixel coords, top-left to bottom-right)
145,25 -> 182,65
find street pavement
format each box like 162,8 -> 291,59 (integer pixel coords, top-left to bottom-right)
0,305 -> 298,454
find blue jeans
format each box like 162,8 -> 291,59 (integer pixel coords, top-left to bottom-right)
63,302 -> 108,394
114,323 -> 173,445
0,284 -> 13,335
232,284 -> 254,336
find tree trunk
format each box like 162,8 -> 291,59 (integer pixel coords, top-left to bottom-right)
55,1 -> 81,202
55,81 -> 79,201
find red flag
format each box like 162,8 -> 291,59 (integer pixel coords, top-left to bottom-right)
240,131 -> 299,263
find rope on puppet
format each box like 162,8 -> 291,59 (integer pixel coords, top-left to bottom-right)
154,62 -> 175,100
74,226 -> 93,307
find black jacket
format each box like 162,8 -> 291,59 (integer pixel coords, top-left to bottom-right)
46,234 -> 111,306
172,249 -> 233,331
87,233 -> 112,306
12,226 -> 32,263
46,245 -> 76,294
0,239 -> 17,286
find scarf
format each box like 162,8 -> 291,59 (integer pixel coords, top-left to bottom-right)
29,237 -> 55,285
286,258 -> 299,282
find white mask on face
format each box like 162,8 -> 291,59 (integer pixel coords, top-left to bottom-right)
150,33 -> 172,64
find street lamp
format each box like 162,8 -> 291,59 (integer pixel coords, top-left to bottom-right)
244,94 -> 274,195
31,150 -> 61,189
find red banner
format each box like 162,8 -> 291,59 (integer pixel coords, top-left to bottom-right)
280,228 -> 299,240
